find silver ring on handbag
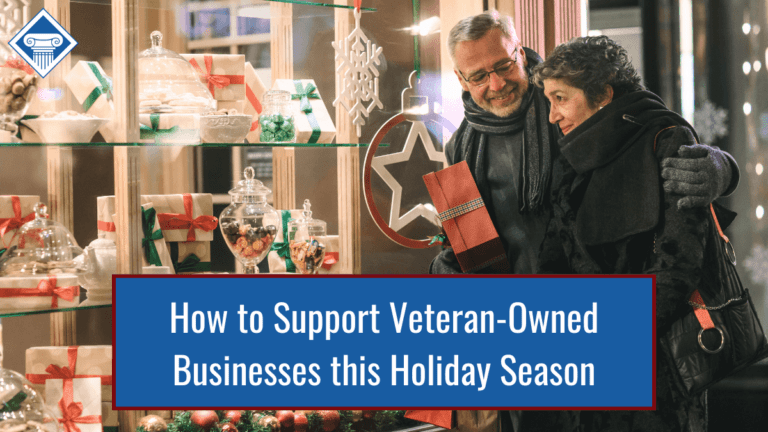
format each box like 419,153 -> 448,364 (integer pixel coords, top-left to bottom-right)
698,327 -> 725,354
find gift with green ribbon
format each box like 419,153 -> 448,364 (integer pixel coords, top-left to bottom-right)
268,209 -> 303,273
82,62 -> 113,112
15,115 -> 39,141
291,80 -> 322,144
141,205 -> 164,267
169,241 -> 212,273
139,113 -> 200,144
274,79 -> 336,144
64,61 -> 117,141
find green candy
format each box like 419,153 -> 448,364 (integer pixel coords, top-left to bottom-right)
272,113 -> 284,124
265,122 -> 277,132
261,131 -> 275,142
280,121 -> 293,132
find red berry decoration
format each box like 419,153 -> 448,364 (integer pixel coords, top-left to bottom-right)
190,411 -> 219,431
225,411 -> 242,424
317,411 -> 340,432
221,424 -> 238,432
293,414 -> 308,432
276,411 -> 294,428
258,415 -> 282,432
362,411 -> 375,420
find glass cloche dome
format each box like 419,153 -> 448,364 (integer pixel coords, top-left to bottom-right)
138,31 -> 216,114
0,203 -> 84,276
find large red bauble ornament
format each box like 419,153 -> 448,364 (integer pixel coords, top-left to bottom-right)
225,411 -> 242,424
221,424 -> 238,432
317,411 -> 340,432
191,411 -> 219,431
276,411 -> 294,428
293,414 -> 308,432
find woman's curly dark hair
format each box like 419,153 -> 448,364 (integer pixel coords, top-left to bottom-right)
532,36 -> 643,108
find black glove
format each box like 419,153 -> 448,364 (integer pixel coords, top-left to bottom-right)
661,144 -> 732,210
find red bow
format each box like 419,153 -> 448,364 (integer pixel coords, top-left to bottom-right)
157,194 -> 218,242
188,56 -> 245,97
354,0 -> 361,11
0,196 -> 35,246
58,399 -> 102,432
0,276 -> 79,308
2,58 -> 34,75
26,346 -> 114,386
321,252 -> 339,270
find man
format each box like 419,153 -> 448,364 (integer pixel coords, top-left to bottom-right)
429,11 -> 739,432
431,11 -> 738,276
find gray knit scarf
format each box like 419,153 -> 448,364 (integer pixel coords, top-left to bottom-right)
450,48 -> 556,214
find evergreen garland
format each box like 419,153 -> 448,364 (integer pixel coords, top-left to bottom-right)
146,410 -> 414,432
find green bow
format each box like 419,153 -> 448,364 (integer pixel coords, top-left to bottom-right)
174,253 -> 211,273
141,207 -> 164,267
83,62 -> 113,112
291,81 -> 320,113
140,113 -> 179,144
269,210 -> 296,273
0,248 -> 6,258
15,115 -> 40,140
0,392 -> 26,413
292,81 -> 322,143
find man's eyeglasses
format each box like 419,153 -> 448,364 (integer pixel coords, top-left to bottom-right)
458,51 -> 518,87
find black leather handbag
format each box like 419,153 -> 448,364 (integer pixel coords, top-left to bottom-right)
661,203 -> 768,398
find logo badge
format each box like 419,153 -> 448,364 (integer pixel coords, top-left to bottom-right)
8,9 -> 78,78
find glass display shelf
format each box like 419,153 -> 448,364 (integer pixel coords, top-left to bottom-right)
70,0 -> 377,11
0,142 -> 386,147
0,303 -> 111,318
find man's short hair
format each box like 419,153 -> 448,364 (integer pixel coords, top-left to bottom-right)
448,10 -> 520,63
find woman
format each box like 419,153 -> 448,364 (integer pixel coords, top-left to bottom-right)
532,36 -> 715,431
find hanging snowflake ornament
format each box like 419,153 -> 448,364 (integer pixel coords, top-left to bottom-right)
744,243 -> 768,288
332,0 -> 383,138
693,99 -> 729,143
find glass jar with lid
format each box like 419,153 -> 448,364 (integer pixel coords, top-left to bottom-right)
0,32 -> 37,141
0,368 -> 60,432
259,90 -> 296,143
219,167 -> 278,274
287,199 -> 326,275
138,31 -> 216,114
0,203 -> 84,276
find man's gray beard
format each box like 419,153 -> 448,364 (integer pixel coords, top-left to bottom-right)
481,82 -> 530,118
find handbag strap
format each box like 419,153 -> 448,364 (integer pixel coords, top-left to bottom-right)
653,126 -> 728,354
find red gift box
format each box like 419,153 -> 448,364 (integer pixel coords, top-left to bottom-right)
423,161 -> 510,273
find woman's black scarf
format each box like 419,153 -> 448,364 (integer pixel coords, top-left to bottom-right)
450,48 -> 557,214
556,90 -> 697,245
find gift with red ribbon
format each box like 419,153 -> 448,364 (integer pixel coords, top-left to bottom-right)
96,196 -> 116,242
317,235 -> 340,274
181,54 -> 245,101
142,194 -> 218,242
0,274 -> 79,313
423,161 -> 510,273
0,195 -> 39,249
404,411 -> 453,429
26,345 -> 113,402
45,376 -> 102,432
244,61 -> 266,142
